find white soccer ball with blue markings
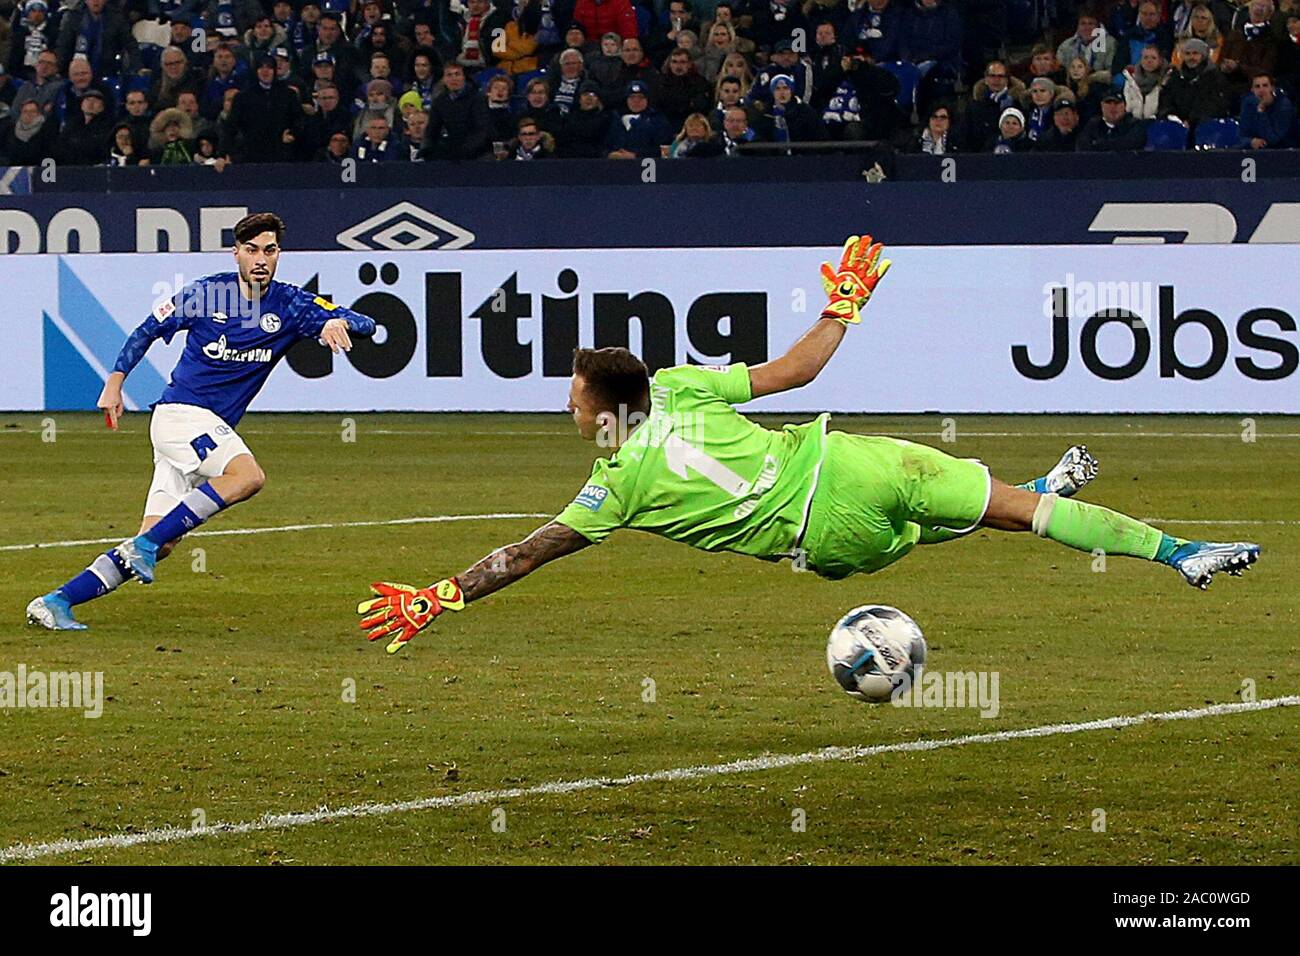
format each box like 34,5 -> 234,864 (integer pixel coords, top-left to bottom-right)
826,605 -> 927,703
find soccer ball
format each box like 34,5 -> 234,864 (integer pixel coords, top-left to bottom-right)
826,605 -> 927,703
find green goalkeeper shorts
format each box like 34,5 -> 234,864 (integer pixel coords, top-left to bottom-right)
801,432 -> 992,579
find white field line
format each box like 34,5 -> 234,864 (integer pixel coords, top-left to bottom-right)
2,695 -> 1295,864
4,428 -> 1300,439
0,513 -> 551,553
4,512 -> 1297,555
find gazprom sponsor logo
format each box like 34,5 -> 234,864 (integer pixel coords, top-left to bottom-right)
202,334 -> 272,363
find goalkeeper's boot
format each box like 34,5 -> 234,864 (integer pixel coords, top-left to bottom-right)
26,592 -> 88,631
1168,541 -> 1261,590
1029,445 -> 1099,497
116,536 -> 160,585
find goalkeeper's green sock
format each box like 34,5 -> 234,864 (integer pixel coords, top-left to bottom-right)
1032,494 -> 1186,563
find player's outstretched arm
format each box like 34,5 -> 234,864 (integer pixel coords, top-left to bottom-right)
458,521 -> 592,602
748,235 -> 891,399
357,521 -> 591,653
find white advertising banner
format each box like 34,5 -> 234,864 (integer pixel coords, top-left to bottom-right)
4,245 -> 1296,413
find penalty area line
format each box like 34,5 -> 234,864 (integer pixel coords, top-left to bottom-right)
2,695 -> 1296,863
0,512 -> 552,553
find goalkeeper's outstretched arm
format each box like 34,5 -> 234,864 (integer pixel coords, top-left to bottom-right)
458,521 -> 591,601
748,234 -> 891,399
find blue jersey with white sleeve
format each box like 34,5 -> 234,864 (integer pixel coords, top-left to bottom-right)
111,273 -> 376,427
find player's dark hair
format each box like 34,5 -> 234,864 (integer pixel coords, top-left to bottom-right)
572,348 -> 650,413
233,212 -> 285,246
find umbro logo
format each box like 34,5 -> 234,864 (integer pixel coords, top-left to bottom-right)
335,202 -> 475,251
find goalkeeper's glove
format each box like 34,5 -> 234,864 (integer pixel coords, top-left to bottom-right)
357,578 -> 465,654
819,234 -> 892,326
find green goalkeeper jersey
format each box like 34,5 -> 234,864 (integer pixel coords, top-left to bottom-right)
555,363 -> 828,561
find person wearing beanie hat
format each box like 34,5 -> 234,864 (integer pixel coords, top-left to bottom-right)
605,77 -> 672,159
587,32 -> 625,104
1159,35 -> 1230,128
1021,75 -> 1058,140
988,106 -> 1032,152
767,72 -> 825,143
7,0 -> 53,83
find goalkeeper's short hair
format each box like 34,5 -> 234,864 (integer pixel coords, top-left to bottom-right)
572,347 -> 650,413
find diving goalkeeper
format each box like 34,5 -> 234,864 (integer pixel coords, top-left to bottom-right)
358,235 -> 1261,653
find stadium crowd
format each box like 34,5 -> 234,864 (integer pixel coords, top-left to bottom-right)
0,0 -> 1296,165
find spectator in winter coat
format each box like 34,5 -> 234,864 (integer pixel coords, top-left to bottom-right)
1278,14 -> 1300,95
752,40 -> 813,106
1017,77 -> 1057,140
557,81 -> 611,156
1238,72 -> 1295,146
720,105 -> 761,154
1057,11 -> 1117,79
549,48 -> 588,114
573,0 -> 639,43
988,106 -> 1033,152
521,78 -> 565,133
56,0 -> 138,79
11,50 -> 64,118
1077,91 -> 1148,149
0,98 -> 57,164
421,62 -> 491,159
1220,0 -> 1280,93
658,47 -> 713,129
57,87 -> 114,165
764,73 -> 826,142
909,101 -> 955,152
351,111 -> 405,161
8,0 -> 55,82
587,32 -> 626,102
1112,2 -> 1176,76
1171,3 -> 1225,67
842,0 -> 906,65
668,111 -> 725,157
221,55 -> 301,162
746,0 -> 811,57
904,0 -> 963,78
809,22 -> 844,109
1121,45 -> 1169,119
1159,38 -> 1230,125
200,44 -> 247,120
616,37 -> 663,102
606,79 -> 673,157
483,73 -> 519,145
1035,95 -> 1082,150
452,0 -> 509,75
961,58 -> 1021,150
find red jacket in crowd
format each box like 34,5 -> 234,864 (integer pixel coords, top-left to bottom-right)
572,0 -> 639,42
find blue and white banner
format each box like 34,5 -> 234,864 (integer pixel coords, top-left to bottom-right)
4,245 -> 1297,413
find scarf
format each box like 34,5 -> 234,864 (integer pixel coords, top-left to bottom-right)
553,74 -> 580,113
1243,22 -> 1267,41
537,0 -> 560,46
23,22 -> 49,68
514,141 -> 543,159
461,6 -> 492,64
1131,62 -> 1163,95
770,104 -> 790,142
14,112 -> 45,142
919,127 -> 946,153
76,11 -> 104,75
822,79 -> 860,123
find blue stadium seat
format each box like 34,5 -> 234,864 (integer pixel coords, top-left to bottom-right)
1145,119 -> 1189,150
1194,118 -> 1241,149
879,61 -> 921,112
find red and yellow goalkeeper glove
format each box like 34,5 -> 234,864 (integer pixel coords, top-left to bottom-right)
819,234 -> 892,326
357,579 -> 465,654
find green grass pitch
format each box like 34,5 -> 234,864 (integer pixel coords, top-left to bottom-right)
1,412 -> 1296,865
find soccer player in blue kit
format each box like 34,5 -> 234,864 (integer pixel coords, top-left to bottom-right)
26,212 -> 377,631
